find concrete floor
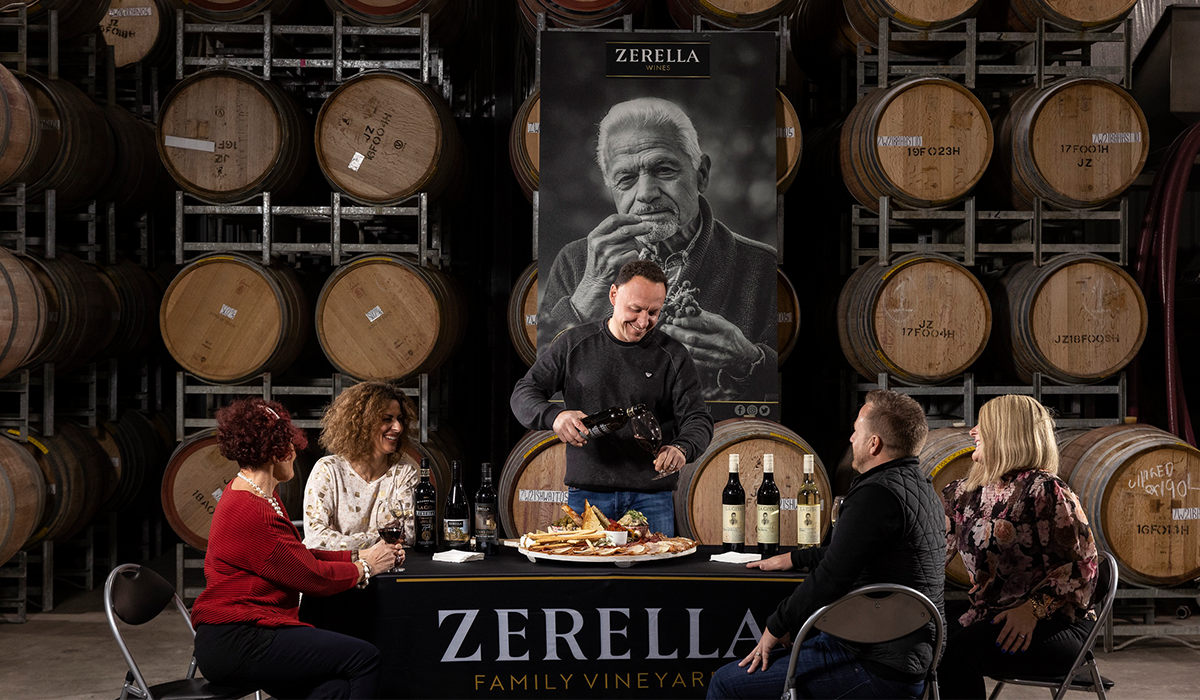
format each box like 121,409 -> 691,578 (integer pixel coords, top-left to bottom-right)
1,556 -> 1197,699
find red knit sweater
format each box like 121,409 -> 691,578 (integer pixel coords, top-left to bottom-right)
191,485 -> 360,628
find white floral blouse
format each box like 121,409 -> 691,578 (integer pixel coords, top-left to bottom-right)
302,454 -> 418,551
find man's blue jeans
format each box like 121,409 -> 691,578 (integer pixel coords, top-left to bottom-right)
567,487 -> 674,536
707,632 -> 924,699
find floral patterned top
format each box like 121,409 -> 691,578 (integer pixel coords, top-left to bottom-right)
943,469 -> 1098,627
302,454 -> 418,552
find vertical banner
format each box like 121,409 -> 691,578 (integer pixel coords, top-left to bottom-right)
538,31 -> 780,421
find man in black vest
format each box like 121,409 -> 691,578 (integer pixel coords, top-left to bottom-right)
708,389 -> 946,699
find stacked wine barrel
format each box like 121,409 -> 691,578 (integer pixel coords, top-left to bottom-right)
498,419 -> 832,544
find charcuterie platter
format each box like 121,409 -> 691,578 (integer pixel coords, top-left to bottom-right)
517,501 -> 698,567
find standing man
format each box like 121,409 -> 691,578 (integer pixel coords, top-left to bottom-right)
708,390 -> 945,699
511,259 -> 713,536
539,97 -> 777,400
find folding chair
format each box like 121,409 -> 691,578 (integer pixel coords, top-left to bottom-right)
104,563 -> 260,700
782,583 -> 944,700
987,551 -> 1118,700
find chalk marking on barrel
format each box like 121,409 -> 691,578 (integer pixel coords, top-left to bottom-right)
109,7 -> 153,16
164,135 -> 215,152
1092,132 -> 1141,144
519,489 -> 568,504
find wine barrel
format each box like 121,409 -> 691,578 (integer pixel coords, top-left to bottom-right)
508,263 -> 800,368
322,0 -> 462,33
17,422 -> 110,547
666,0 -> 798,29
99,0 -> 175,67
88,424 -> 123,514
100,256 -> 164,359
158,68 -> 310,204
509,90 -> 540,202
919,427 -> 975,587
19,251 -> 121,374
0,434 -> 45,566
172,0 -> 297,22
162,429 -> 236,550
95,410 -> 168,513
841,77 -> 993,211
0,248 -> 48,379
675,419 -> 832,547
989,254 -> 1147,384
499,430 -> 567,540
518,0 -> 646,33
314,70 -> 463,205
776,90 -> 802,194
1004,0 -> 1136,31
1058,424 -> 1200,587
0,63 -> 40,189
838,253 -> 992,384
993,78 -> 1148,210
29,0 -> 110,40
507,262 -> 539,367
791,0 -> 982,73
96,106 -> 169,212
160,253 -> 310,383
777,267 -> 800,365
315,254 -> 464,382
18,73 -> 115,210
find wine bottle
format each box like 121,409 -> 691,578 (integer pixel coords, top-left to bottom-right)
797,454 -> 821,549
722,453 -> 745,553
580,405 -> 636,437
443,460 -> 471,551
756,453 -> 779,557
474,462 -> 499,555
414,458 -> 437,553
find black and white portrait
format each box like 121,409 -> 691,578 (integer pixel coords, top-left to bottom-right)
539,31 -> 779,418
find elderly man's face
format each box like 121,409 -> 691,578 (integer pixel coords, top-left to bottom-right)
604,124 -> 710,244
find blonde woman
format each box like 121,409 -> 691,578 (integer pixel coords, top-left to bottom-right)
303,382 -> 419,557
938,395 -> 1099,700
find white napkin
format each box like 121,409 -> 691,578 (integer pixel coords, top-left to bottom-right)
709,552 -> 762,564
432,550 -> 485,563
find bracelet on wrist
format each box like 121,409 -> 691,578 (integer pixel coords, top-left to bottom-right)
1029,595 -> 1050,620
357,560 -> 372,589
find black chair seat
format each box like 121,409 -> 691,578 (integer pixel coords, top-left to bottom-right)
992,674 -> 1115,691
144,678 -> 258,700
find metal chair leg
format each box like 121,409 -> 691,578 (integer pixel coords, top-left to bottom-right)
987,680 -> 1005,700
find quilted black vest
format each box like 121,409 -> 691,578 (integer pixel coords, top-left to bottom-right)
843,455 -> 947,677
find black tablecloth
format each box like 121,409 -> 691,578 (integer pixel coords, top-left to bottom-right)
300,545 -> 804,699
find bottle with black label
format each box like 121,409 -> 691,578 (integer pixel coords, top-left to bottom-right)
756,453 -> 779,557
414,458 -> 437,552
580,405 -> 636,437
474,462 -> 499,555
796,454 -> 821,549
443,460 -> 471,550
722,453 -> 745,552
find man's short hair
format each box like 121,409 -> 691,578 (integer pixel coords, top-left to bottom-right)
863,389 -> 929,457
596,97 -> 703,182
614,259 -> 667,290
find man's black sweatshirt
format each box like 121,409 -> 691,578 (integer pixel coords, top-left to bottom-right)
510,320 -> 713,492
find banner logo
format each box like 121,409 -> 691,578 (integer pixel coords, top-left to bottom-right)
606,42 -> 710,78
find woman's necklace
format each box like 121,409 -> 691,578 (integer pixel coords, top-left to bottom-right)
236,472 -> 284,519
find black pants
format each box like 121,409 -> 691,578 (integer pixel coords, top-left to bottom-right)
937,602 -> 1093,700
194,623 -> 381,700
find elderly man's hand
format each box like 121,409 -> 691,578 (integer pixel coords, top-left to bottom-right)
660,310 -> 761,376
571,214 -> 655,319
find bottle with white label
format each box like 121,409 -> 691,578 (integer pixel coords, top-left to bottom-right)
796,454 -> 821,548
721,454 -> 745,552
756,454 -> 779,556
443,460 -> 471,551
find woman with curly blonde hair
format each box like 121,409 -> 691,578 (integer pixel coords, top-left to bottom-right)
303,382 -> 419,556
938,395 -> 1099,699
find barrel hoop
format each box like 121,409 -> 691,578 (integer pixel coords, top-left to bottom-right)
931,446 -> 974,479
7,429 -> 47,454
767,431 -> 811,452
521,435 -> 560,462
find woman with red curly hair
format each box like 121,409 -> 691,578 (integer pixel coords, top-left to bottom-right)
191,397 -> 399,699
